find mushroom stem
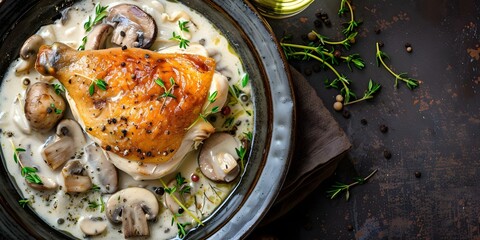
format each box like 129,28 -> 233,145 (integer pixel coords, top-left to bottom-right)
122,204 -> 149,238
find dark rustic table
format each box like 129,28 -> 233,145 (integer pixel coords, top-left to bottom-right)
251,0 -> 480,239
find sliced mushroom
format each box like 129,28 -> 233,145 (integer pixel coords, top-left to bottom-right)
62,159 -> 92,193
15,35 -> 45,73
106,187 -> 159,238
199,133 -> 241,183
84,24 -> 114,50
26,175 -> 58,191
24,82 -> 66,132
82,143 -> 118,193
79,216 -> 107,236
106,4 -> 157,49
42,119 -> 86,170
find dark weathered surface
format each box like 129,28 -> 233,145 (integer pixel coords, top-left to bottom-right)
253,0 -> 480,239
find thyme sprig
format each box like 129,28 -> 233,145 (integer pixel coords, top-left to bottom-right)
235,146 -> 246,172
88,196 -> 105,212
160,177 -> 203,226
314,31 -> 358,50
171,32 -> 190,49
10,140 -> 43,185
281,42 -> 365,71
340,0 -> 361,36
155,77 -> 177,110
284,50 -> 356,103
75,73 -> 108,96
327,169 -> 378,201
344,80 -> 381,105
171,20 -> 191,49
79,4 -> 109,50
19,199 -> 30,208
186,91 -> 219,130
171,215 -> 191,238
375,42 -> 419,89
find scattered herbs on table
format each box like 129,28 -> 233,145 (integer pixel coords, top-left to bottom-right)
326,169 -> 378,201
375,42 -> 419,89
280,0 -> 381,109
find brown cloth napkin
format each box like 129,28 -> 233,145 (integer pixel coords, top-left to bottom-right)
261,66 -> 351,224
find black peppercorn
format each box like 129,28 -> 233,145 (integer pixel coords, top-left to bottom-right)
342,110 -> 351,119
378,41 -> 384,48
379,124 -> 388,133
374,28 -> 381,34
383,150 -> 392,159
347,224 -> 353,231
121,45 -> 127,50
154,187 -> 165,195
415,171 -> 421,178
314,19 -> 322,28
360,119 -> 368,125
178,207 -> 184,214
324,19 -> 332,27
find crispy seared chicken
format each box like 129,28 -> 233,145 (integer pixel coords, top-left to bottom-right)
35,43 -> 228,179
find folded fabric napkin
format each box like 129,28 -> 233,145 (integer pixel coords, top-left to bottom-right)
261,66 -> 351,224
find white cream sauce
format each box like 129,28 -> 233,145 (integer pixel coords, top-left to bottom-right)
0,0 -> 253,239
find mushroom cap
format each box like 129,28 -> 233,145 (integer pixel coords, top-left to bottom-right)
106,4 -> 157,49
106,187 -> 159,223
24,82 -> 66,132
198,132 -> 240,182
20,34 -> 44,60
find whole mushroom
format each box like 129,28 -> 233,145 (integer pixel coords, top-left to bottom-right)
106,4 -> 157,49
24,82 -> 66,132
42,119 -> 86,170
198,133 -> 241,183
106,187 -> 159,238
16,35 -> 45,73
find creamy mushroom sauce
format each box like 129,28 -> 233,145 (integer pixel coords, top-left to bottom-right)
0,0 -> 253,239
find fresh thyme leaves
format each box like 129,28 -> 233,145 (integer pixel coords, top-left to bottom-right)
235,146 -> 246,172
375,42 -> 419,89
78,36 -> 88,51
176,221 -> 191,238
75,73 -> 108,96
79,4 -> 108,50
91,184 -> 101,192
344,80 -> 381,105
339,0 -> 361,36
18,199 -> 30,208
171,32 -> 190,49
327,169 -> 378,201
10,140 -> 43,185
175,172 -> 191,195
186,91 -> 219,130
88,197 -> 105,212
50,103 -> 63,115
160,178 -> 203,225
84,4 -> 109,32
155,77 -> 177,110
88,79 -> 107,96
241,73 -> 249,88
22,167 -> 42,184
279,0 -> 386,108
53,83 -> 65,95
178,20 -> 190,32
244,131 -> 253,142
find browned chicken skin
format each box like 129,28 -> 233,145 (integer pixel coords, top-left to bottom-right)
35,43 -> 215,164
